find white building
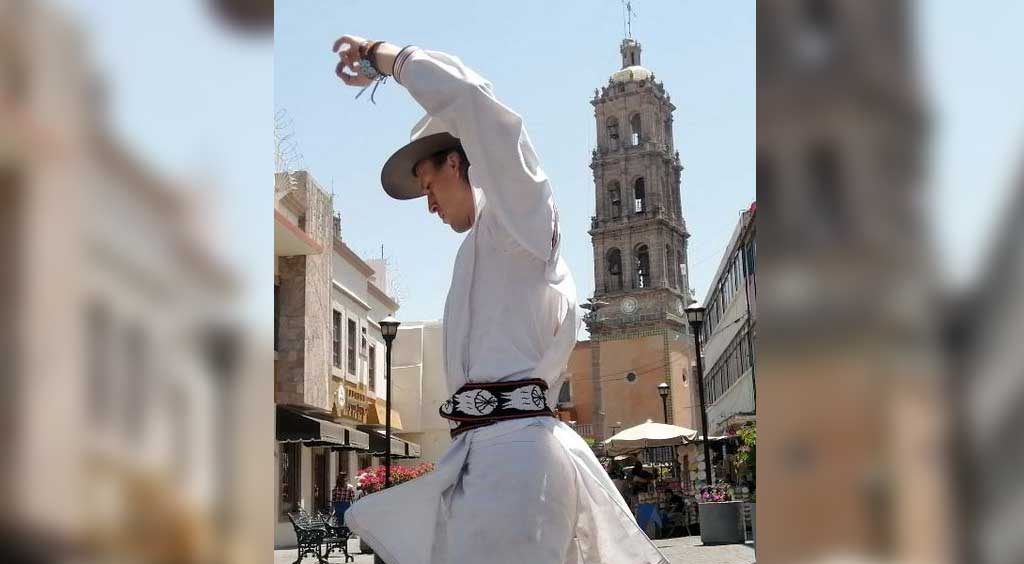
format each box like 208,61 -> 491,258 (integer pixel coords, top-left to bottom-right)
700,204 -> 757,435
274,170 -> 417,548
390,320 -> 453,465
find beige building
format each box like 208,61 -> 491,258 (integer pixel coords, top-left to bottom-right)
274,170 -> 418,547
1,3 -> 265,562
390,320 -> 453,465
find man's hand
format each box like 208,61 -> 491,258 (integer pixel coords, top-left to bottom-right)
332,35 -> 373,87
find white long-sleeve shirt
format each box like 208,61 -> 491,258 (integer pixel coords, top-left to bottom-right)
394,48 -> 576,401
345,48 -> 669,564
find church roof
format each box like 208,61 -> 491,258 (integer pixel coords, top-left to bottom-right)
610,65 -> 653,83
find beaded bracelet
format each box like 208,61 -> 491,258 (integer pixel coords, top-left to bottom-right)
354,40 -> 388,104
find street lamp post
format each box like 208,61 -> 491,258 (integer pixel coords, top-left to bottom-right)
685,304 -> 714,487
657,382 -> 670,424
379,315 -> 401,489
579,298 -> 609,438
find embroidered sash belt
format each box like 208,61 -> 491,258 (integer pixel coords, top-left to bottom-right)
439,378 -> 556,438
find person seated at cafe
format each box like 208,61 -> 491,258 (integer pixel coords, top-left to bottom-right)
629,461 -> 654,495
666,488 -> 687,513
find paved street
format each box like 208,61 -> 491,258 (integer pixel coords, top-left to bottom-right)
274,535 -> 756,563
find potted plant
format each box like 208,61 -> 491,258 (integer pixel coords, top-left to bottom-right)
731,424 -> 756,542
696,481 -> 745,544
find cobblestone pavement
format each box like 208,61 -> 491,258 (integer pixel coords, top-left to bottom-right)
654,535 -> 756,563
274,535 -> 756,563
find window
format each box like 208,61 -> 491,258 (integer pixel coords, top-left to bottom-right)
666,245 -> 677,287
607,116 -> 620,149
664,118 -> 672,146
634,178 -> 646,213
607,248 -> 623,292
808,143 -> 845,237
703,324 -> 754,405
86,302 -> 110,428
796,0 -> 837,67
756,155 -> 775,228
368,344 -> 377,392
347,318 -> 357,374
630,113 -> 642,146
678,249 -> 686,289
634,244 -> 650,289
171,383 -> 189,483
313,449 -> 328,512
332,311 -> 342,368
274,283 -> 280,352
558,381 -> 571,404
279,443 -> 301,518
125,325 -> 147,442
609,182 -> 622,218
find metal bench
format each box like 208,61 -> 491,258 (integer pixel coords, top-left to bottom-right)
287,511 -> 327,564
319,510 -> 355,562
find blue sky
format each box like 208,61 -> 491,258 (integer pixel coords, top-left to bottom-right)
56,0 -> 1024,332
922,1 -> 1024,287
56,0 -> 273,327
275,0 -> 757,332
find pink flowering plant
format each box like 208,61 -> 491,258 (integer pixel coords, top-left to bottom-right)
698,482 -> 734,503
357,463 -> 434,495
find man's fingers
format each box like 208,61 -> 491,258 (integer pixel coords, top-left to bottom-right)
332,34 -> 375,88
335,61 -> 371,87
332,35 -> 356,53
336,61 -> 359,84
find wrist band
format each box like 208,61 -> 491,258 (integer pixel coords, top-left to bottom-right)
366,40 -> 386,75
393,45 -> 418,84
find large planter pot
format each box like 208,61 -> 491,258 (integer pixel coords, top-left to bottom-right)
698,501 -> 746,545
750,502 -> 756,543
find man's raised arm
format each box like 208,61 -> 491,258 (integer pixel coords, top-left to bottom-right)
334,37 -> 560,263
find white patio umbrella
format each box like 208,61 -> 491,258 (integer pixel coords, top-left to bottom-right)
602,419 -> 699,456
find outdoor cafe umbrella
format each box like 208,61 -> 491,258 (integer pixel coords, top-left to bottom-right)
602,419 -> 699,456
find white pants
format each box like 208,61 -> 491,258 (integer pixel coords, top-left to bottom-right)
440,421 -> 580,563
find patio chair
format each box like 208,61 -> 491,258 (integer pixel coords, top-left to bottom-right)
287,511 -> 327,564
319,510 -> 355,562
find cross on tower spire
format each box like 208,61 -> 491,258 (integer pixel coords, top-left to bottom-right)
621,0 -> 638,39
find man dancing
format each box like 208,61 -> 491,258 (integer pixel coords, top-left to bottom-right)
332,35 -> 669,564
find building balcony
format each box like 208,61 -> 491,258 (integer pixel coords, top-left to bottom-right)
568,422 -> 595,439
274,210 -> 323,256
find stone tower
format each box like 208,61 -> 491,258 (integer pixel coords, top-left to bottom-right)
589,38 -> 690,327
584,38 -> 696,440
757,1 -> 948,563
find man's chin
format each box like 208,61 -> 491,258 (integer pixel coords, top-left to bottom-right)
450,223 -> 471,234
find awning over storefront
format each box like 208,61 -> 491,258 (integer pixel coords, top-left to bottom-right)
276,406 -> 369,450
364,402 -> 403,431
360,428 -> 421,459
